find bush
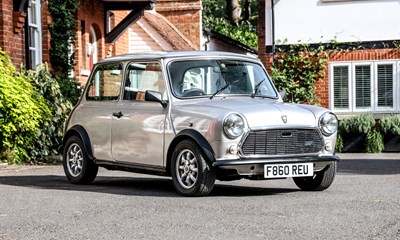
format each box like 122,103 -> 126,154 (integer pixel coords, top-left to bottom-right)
0,48 -> 74,164
21,64 -> 73,160
0,48 -> 51,164
55,75 -> 82,106
366,129 -> 384,153
380,114 -> 400,135
336,113 -> 384,153
339,113 -> 375,134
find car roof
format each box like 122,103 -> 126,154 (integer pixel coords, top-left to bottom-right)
97,51 -> 258,64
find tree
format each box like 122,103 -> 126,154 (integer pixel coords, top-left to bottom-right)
226,0 -> 242,24
203,0 -> 258,48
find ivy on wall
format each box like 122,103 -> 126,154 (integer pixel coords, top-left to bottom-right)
48,0 -> 81,104
48,0 -> 78,74
271,43 -> 329,105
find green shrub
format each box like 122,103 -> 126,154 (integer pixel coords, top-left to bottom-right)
380,114 -> 400,135
0,48 -> 51,164
0,48 -> 74,164
335,133 -> 343,153
21,64 -> 73,160
339,113 -> 375,134
366,128 -> 384,153
337,113 -> 384,153
55,74 -> 82,106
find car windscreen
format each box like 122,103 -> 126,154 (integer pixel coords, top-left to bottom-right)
168,59 -> 278,99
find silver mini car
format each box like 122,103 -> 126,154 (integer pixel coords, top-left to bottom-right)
63,51 -> 339,196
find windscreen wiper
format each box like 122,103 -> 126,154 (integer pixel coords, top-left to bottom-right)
250,79 -> 265,98
210,80 -> 239,99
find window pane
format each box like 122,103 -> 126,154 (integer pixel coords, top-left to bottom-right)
377,64 -> 393,107
87,64 -> 122,101
29,3 -> 37,25
123,62 -> 165,101
333,66 -> 349,109
355,65 -> 371,108
29,28 -> 36,48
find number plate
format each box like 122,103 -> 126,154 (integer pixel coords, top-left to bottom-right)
264,163 -> 313,178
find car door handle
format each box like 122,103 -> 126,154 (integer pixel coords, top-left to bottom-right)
112,111 -> 123,118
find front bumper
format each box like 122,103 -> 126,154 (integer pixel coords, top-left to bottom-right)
212,155 -> 339,176
213,155 -> 339,167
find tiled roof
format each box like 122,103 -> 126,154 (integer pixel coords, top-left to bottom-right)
143,11 -> 197,50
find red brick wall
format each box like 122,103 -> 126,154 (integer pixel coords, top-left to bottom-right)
258,0 -> 269,70
111,11 -> 130,56
75,0 -> 106,85
155,0 -> 201,49
0,0 -> 26,70
316,49 -> 400,108
41,1 -> 51,69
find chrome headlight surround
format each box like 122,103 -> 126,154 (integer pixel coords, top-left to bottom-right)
223,113 -> 246,139
319,112 -> 338,136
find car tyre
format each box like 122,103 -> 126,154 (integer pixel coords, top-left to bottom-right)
63,135 -> 98,184
293,162 -> 336,191
171,140 -> 216,196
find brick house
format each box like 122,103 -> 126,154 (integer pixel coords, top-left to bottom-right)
257,0 -> 400,115
0,0 -> 201,84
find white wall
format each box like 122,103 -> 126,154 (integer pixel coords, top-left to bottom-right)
265,0 -> 400,46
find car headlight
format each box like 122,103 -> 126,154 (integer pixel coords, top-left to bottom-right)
319,112 -> 338,136
223,113 -> 245,139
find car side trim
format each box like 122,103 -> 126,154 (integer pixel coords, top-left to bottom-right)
96,160 -> 168,176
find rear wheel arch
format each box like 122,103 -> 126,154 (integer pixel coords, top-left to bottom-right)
63,125 -> 94,160
166,129 -> 216,176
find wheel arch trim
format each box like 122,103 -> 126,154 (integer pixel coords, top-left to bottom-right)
166,129 -> 216,174
63,125 -> 94,160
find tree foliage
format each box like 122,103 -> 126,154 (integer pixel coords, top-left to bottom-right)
203,0 -> 258,48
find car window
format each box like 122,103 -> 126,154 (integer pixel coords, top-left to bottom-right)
169,59 -> 277,98
86,63 -> 122,101
123,62 -> 166,101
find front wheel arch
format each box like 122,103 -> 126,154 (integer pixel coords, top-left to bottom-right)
170,139 -> 216,196
166,129 -> 215,176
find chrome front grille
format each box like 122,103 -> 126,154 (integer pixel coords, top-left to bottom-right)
241,129 -> 323,156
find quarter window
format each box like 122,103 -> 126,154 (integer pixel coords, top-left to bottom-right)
330,61 -> 398,112
86,63 -> 122,101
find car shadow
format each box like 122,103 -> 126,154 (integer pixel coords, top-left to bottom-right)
0,174 -> 299,197
337,159 -> 400,175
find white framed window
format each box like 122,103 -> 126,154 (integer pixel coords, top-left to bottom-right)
27,0 -> 42,69
330,61 -> 399,113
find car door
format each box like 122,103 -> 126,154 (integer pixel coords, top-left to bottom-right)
81,62 -> 123,161
111,61 -> 168,167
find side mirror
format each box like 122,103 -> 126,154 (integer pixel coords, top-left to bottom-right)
145,90 -> 168,108
279,90 -> 287,101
